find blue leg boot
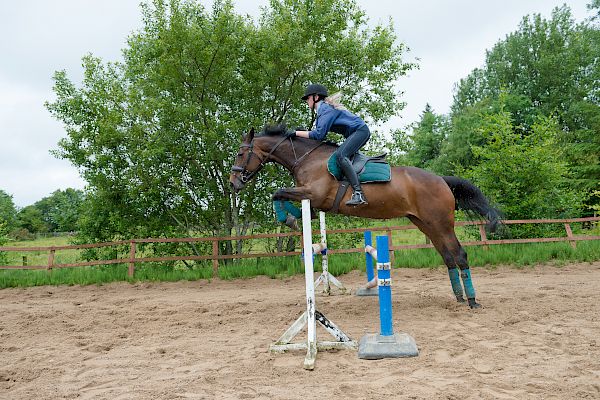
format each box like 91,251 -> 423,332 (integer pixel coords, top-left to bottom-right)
448,267 -> 465,303
460,268 -> 481,309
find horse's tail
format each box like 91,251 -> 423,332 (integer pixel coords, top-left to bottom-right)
442,176 -> 501,233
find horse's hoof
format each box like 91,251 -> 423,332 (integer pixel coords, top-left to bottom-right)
285,215 -> 299,230
468,298 -> 482,309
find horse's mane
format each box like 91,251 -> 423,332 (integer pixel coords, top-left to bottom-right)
259,124 -> 339,148
260,124 -> 287,137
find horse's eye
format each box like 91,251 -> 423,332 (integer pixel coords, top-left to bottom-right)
237,153 -> 243,157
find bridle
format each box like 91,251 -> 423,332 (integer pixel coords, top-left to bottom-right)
231,135 -> 289,183
231,133 -> 324,184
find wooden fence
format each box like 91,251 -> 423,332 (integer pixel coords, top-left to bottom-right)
1,217 -> 599,277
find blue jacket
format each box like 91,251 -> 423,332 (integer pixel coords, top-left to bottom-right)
308,102 -> 366,140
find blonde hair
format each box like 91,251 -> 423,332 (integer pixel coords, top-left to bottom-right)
324,92 -> 347,110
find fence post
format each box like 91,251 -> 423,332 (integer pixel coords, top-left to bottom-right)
212,239 -> 219,276
564,223 -> 576,249
47,248 -> 55,271
22,256 -> 27,266
128,241 -> 136,277
386,229 -> 394,266
478,224 -> 489,250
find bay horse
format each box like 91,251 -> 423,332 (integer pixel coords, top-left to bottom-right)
230,127 -> 501,308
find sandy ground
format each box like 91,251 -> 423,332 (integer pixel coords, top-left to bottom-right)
1,262 -> 600,400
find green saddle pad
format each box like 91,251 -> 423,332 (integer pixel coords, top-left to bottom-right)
327,154 -> 391,183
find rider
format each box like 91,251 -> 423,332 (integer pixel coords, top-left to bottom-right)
288,83 -> 370,206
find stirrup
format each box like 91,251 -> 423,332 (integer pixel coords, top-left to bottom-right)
346,191 -> 368,206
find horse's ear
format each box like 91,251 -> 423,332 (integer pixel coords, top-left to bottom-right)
244,127 -> 255,143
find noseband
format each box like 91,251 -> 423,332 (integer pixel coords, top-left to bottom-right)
231,142 -> 263,183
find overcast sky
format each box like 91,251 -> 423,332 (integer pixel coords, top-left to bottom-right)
0,1 -> 592,207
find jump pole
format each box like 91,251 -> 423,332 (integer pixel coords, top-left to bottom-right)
313,210 -> 347,295
358,232 -> 419,359
270,199 -> 357,370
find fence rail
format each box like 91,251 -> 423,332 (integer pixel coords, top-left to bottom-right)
1,217 -> 599,276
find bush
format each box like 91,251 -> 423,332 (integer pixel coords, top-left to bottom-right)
9,228 -> 35,241
0,222 -> 8,265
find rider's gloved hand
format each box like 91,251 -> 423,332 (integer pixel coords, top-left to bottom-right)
285,129 -> 296,138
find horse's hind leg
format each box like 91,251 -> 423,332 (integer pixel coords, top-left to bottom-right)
425,235 -> 466,303
453,243 -> 481,309
407,215 -> 481,309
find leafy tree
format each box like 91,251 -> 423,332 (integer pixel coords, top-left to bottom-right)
46,0 -> 415,256
449,5 -> 599,195
35,189 -> 84,232
464,105 -> 584,235
16,206 -> 48,235
589,0 -> 600,21
0,190 -> 17,231
0,221 -> 8,265
403,104 -> 448,171
379,127 -> 410,167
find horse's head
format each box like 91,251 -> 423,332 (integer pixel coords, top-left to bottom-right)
230,124 -> 306,192
230,128 -> 268,192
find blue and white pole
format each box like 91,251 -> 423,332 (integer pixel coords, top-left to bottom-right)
358,234 -> 419,359
375,235 -> 393,337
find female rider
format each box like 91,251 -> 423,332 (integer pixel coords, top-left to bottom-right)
288,83 -> 370,206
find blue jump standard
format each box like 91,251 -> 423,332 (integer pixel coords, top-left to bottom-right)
357,234 -> 419,359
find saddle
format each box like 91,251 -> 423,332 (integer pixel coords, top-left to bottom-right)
327,152 -> 391,183
326,152 -> 391,213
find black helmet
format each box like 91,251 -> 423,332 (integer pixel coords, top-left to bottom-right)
301,83 -> 328,100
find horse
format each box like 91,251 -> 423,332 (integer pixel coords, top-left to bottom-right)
229,127 -> 501,309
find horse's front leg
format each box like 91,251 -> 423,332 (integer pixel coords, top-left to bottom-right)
273,200 -> 302,230
272,187 -> 313,230
272,187 -> 311,202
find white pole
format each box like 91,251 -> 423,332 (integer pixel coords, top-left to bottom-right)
319,211 -> 330,294
301,199 -> 317,369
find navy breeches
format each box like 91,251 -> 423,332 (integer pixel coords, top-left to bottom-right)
334,124 -> 370,164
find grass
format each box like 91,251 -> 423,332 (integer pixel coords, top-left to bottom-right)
3,235 -> 82,267
1,224 -> 599,289
393,240 -> 600,269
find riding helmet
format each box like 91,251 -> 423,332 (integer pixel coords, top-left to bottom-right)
301,83 -> 328,100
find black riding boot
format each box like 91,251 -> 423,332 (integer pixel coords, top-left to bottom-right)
338,157 -> 368,206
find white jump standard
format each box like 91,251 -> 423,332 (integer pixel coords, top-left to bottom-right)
269,199 -> 356,370
357,231 -> 419,359
313,210 -> 346,295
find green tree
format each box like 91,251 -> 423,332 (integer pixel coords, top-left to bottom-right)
403,104 -> 448,171
35,189 -> 84,232
46,0 -> 415,254
588,0 -> 600,20
0,221 -> 8,265
0,190 -> 17,231
464,106 -> 584,235
449,5 -> 599,194
380,127 -> 410,167
16,206 -> 48,235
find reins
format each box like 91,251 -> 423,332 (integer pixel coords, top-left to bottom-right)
290,140 -> 324,172
232,135 -> 325,182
